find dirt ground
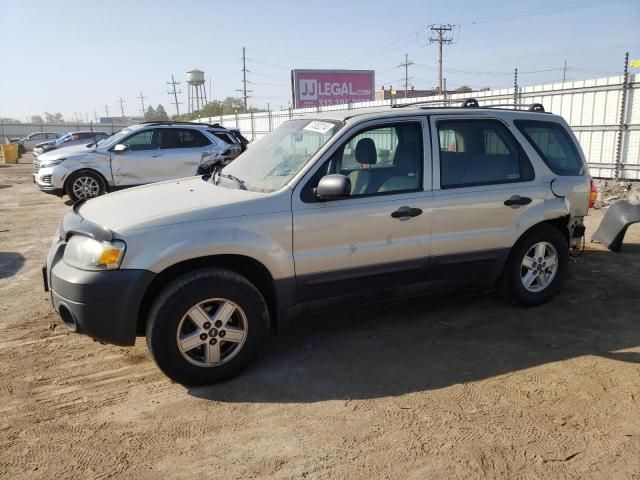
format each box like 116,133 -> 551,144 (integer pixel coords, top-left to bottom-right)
1,156 -> 639,480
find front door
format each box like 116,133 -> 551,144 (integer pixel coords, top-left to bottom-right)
110,128 -> 162,186
292,119 -> 433,302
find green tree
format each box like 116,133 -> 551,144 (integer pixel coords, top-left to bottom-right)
145,105 -> 157,120
455,85 -> 473,93
31,115 -> 44,124
155,104 -> 169,121
44,112 -> 64,123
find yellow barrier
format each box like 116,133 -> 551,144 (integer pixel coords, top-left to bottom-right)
0,143 -> 19,164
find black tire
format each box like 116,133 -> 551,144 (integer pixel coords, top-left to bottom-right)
500,224 -> 569,307
65,170 -> 106,202
146,268 -> 270,386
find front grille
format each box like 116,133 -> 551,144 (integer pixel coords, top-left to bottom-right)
41,175 -> 52,185
33,159 -> 40,174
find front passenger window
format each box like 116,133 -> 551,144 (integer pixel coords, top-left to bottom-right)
122,130 -> 159,151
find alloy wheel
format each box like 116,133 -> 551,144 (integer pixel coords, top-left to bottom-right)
176,298 -> 248,367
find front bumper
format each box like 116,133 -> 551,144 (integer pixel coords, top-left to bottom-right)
45,239 -> 155,346
34,165 -> 67,197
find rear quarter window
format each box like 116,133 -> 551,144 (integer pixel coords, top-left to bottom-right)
515,121 -> 585,176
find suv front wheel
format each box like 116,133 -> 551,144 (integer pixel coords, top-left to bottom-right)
146,268 -> 270,386
501,225 -> 569,306
66,170 -> 106,202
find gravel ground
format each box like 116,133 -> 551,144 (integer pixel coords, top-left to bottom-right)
1,157 -> 639,479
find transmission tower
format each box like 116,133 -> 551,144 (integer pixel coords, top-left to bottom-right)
167,75 -> 183,116
398,53 -> 414,98
117,97 -> 126,118
428,24 -> 454,93
236,47 -> 253,112
137,91 -> 147,118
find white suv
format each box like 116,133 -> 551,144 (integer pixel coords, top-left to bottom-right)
33,122 -> 244,202
43,100 -> 595,385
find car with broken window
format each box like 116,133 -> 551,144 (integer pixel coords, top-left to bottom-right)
43,99 -> 595,386
33,122 -> 245,202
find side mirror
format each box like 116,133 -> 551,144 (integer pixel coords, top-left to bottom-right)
315,174 -> 351,201
113,143 -> 129,153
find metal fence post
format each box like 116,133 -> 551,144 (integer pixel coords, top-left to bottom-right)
615,52 -> 630,180
250,111 -> 255,141
268,108 -> 272,132
235,111 -> 239,128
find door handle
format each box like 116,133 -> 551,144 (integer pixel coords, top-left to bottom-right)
151,154 -> 162,158
391,206 -> 423,219
504,195 -> 532,207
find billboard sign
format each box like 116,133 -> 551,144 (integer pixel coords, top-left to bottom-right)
291,69 -> 375,108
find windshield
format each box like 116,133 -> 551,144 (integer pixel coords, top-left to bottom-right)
219,119 -> 340,192
94,127 -> 132,148
55,133 -> 72,145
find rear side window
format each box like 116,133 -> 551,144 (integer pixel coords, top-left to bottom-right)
161,129 -> 211,149
209,131 -> 237,144
515,121 -> 585,176
438,119 -> 534,189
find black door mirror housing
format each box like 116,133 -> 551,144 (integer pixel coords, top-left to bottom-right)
315,174 -> 351,201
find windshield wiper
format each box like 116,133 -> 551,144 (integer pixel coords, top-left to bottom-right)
215,171 -> 247,190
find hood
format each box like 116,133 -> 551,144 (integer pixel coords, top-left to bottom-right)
37,143 -> 96,161
78,176 -> 273,232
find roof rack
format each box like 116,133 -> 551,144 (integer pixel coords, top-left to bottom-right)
391,97 -> 547,113
138,121 -> 223,128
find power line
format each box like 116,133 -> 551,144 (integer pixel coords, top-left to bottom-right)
167,75 -> 182,116
427,25 -> 454,92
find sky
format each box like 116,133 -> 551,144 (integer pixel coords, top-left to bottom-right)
0,0 -> 638,121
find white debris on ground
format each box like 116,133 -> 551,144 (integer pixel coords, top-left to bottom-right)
593,179 -> 640,208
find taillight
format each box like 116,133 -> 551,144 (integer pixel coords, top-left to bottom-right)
588,179 -> 597,210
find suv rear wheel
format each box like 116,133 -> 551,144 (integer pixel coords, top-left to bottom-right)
501,225 -> 568,306
146,268 -> 270,386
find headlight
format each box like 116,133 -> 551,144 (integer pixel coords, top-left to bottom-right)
40,157 -> 66,167
63,235 -> 126,270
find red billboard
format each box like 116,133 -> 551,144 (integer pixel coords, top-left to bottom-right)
291,69 -> 375,108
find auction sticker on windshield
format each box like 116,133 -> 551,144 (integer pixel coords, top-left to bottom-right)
303,121 -> 335,134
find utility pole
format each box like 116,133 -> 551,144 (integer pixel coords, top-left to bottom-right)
104,104 -> 109,117
513,68 -> 519,105
562,60 -> 567,82
93,110 -> 98,122
398,53 -> 414,98
236,46 -> 252,112
137,91 -> 147,119
167,75 -> 182,116
117,97 -> 126,118
615,52 -> 630,179
428,24 -> 454,93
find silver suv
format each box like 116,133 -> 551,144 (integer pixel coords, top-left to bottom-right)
33,122 -> 243,202
43,100 -> 595,385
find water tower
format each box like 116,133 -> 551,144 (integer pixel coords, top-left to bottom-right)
187,69 -> 207,114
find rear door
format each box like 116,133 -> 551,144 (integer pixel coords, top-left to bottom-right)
429,116 -> 544,286
155,128 -> 217,181
291,118 -> 433,302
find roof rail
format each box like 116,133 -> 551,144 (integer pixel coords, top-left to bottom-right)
392,97 -> 547,113
460,99 -> 547,112
138,121 -> 223,127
